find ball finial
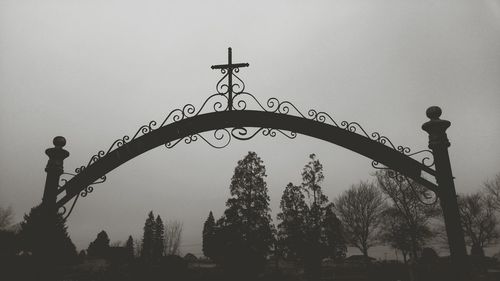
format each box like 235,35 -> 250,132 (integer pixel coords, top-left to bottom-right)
53,136 -> 66,148
426,106 -> 442,120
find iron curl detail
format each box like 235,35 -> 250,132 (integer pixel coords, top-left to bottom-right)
197,129 -> 231,149
405,174 -> 439,205
231,72 -> 246,94
231,127 -> 297,141
58,172 -> 76,189
307,110 -> 340,127
80,186 -> 94,197
406,150 -> 435,168
106,135 -> 130,154
165,129 -> 232,149
165,134 -> 199,149
160,95 -> 229,128
132,121 -> 157,140
266,98 -> 306,117
216,73 -> 230,95
87,150 -> 106,167
165,138 -> 183,149
231,127 -> 263,140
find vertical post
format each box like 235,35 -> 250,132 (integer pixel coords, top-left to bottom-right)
422,106 -> 469,279
42,136 -> 69,212
39,136 -> 69,278
228,47 -> 233,111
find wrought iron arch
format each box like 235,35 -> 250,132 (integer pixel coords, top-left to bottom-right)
55,98 -> 437,218
42,48 -> 468,279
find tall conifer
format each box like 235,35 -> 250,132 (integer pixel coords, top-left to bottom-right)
154,215 -> 165,259
141,211 -> 156,261
215,152 -> 274,274
278,154 -> 346,280
125,235 -> 135,259
202,211 -> 216,259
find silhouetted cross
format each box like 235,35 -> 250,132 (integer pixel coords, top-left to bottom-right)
211,47 -> 249,111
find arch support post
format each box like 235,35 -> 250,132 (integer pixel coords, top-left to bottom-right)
422,107 -> 469,279
39,136 -> 69,276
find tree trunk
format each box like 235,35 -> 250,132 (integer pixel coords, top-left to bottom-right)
362,246 -> 368,258
409,232 -> 419,281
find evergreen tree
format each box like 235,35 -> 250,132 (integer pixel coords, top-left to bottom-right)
301,154 -> 327,208
87,230 -> 110,258
19,204 -> 77,265
125,235 -> 135,259
278,154 -> 346,280
142,211 -> 156,261
322,203 -> 347,260
202,211 -> 216,259
153,215 -> 165,259
302,154 -> 345,279
214,151 -> 275,275
277,183 -> 309,259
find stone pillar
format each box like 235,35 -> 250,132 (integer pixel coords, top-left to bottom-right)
42,136 -> 69,212
422,106 -> 469,279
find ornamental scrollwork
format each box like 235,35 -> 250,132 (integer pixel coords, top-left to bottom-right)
58,171 -> 106,220
59,49 -> 436,217
376,169 -> 439,206
63,83 -> 434,203
164,127 -> 298,150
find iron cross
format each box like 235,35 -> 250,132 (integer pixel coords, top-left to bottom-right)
211,47 -> 249,111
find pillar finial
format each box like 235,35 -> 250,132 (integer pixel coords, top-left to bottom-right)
42,136 -> 69,207
426,106 -> 442,120
422,106 -> 451,149
53,136 -> 66,148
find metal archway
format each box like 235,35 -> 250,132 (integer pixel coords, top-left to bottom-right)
56,109 -> 438,210
41,48 -> 469,280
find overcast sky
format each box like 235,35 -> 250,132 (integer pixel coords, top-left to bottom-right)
1,0 -> 500,257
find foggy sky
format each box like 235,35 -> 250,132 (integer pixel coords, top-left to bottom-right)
1,0 -> 500,257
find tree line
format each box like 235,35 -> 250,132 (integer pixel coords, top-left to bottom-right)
84,211 -> 183,263
201,153 -> 346,280
201,151 -> 500,279
0,152 -> 499,279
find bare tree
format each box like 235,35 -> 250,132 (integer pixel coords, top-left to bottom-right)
0,205 -> 14,230
380,211 -> 435,262
164,220 -> 183,255
335,181 -> 386,257
484,173 -> 500,211
376,171 -> 440,260
134,238 -> 142,257
458,192 -> 499,256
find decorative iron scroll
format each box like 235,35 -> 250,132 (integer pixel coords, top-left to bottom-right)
58,55 -> 437,215
165,127 -> 298,150
378,169 -> 439,205
57,170 -> 107,218
62,92 -> 434,197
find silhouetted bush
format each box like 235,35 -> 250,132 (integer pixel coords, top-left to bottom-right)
19,204 -> 77,265
87,230 -> 110,258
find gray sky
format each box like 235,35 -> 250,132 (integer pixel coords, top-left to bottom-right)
1,0 -> 500,257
